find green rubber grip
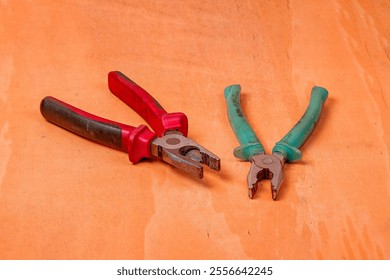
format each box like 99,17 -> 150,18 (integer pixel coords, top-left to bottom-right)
272,86 -> 328,162
224,85 -> 264,161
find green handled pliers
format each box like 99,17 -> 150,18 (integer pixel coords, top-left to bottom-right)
224,85 -> 328,200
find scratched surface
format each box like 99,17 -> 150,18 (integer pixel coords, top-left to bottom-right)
0,0 -> 389,259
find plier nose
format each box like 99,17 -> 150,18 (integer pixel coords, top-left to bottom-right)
248,153 -> 284,200
151,132 -> 220,178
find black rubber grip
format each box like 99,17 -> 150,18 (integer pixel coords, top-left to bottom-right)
40,96 -> 124,151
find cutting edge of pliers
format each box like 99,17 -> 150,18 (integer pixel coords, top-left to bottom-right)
247,152 -> 285,200
40,71 -> 220,178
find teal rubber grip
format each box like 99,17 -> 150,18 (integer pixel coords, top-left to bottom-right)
272,86 -> 328,162
224,85 -> 265,161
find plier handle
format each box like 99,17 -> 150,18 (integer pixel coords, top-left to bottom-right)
224,85 -> 328,200
40,71 -> 220,178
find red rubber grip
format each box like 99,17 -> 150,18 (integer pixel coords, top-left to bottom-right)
40,96 -> 156,163
108,71 -> 188,137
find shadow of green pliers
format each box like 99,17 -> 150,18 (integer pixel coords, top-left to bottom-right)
224,85 -> 328,200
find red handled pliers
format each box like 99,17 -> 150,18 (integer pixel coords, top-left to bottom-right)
40,71 -> 220,178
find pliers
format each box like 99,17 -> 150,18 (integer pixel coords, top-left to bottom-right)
224,85 -> 328,200
40,71 -> 220,178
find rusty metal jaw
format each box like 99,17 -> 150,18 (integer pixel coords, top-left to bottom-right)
247,153 -> 285,200
150,132 -> 221,178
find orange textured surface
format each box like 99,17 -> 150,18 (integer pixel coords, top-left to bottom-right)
1,1 -> 389,259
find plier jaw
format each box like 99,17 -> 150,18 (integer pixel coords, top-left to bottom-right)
247,153 -> 284,200
151,132 -> 221,178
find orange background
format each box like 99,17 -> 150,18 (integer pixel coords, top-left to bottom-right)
1,0 -> 389,259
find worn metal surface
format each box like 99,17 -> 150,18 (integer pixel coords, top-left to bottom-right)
248,153 -> 285,200
151,132 -> 221,178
